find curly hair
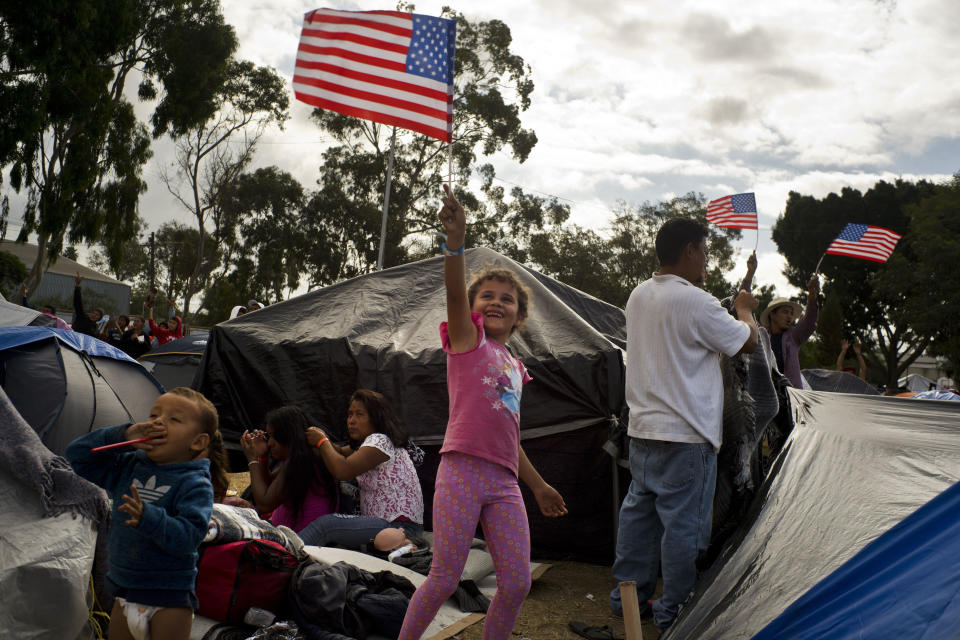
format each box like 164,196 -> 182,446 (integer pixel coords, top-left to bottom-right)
166,387 -> 226,500
466,266 -> 531,334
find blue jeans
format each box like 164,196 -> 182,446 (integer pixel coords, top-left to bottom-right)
298,513 -> 423,549
610,438 -> 716,629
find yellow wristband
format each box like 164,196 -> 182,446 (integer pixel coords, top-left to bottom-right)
316,437 -> 329,449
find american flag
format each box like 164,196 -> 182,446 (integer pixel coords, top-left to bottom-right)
827,222 -> 902,262
825,223 -> 902,263
293,9 -> 455,142
706,193 -> 758,229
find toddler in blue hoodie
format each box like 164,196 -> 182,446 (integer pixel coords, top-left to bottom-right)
67,387 -> 221,640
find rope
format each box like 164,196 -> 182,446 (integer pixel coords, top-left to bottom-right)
87,574 -> 110,639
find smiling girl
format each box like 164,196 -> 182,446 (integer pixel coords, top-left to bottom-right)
397,185 -> 567,640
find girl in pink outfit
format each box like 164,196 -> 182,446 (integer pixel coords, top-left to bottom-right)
241,406 -> 338,532
398,185 -> 568,640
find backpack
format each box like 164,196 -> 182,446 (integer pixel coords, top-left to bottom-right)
196,539 -> 299,624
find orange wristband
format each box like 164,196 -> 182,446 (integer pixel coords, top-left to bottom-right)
315,437 -> 329,449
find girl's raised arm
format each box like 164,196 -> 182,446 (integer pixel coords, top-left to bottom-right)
439,184 -> 477,353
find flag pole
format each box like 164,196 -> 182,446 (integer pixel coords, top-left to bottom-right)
376,127 -> 397,271
813,252 -> 826,275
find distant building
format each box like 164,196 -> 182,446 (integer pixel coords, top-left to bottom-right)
905,354 -> 954,390
2,240 -> 130,315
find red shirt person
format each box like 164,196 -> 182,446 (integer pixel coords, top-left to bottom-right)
146,296 -> 184,346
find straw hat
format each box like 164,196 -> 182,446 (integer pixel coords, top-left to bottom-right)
760,298 -> 803,327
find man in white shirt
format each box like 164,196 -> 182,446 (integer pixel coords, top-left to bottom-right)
610,218 -> 758,631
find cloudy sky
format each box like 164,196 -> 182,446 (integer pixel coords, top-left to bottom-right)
15,0 -> 959,295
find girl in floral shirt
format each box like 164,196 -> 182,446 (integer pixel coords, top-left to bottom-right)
300,389 -> 424,548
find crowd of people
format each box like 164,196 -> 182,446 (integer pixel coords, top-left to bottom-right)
53,187 -> 887,640
59,184 -> 567,640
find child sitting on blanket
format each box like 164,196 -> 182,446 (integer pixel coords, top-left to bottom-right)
66,388 -> 218,640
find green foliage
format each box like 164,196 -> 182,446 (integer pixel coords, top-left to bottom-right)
162,59 -> 289,320
773,179 -> 938,387
879,175 -> 960,377
0,250 -> 27,299
521,193 -> 743,308
154,222 -> 219,303
214,166 -> 306,304
89,220 -> 149,282
0,0 -> 237,296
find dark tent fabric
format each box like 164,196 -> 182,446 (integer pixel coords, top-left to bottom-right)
662,389 -> 960,640
802,368 -> 879,395
0,327 -> 163,455
753,480 -> 960,640
139,334 -> 208,390
195,247 -> 626,561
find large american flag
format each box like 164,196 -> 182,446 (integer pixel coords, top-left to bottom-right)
706,192 -> 758,229
293,9 -> 455,142
825,223 -> 902,263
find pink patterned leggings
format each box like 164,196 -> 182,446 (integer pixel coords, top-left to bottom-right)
398,452 -> 531,640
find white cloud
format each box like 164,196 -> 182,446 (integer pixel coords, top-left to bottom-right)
11,0 -> 959,295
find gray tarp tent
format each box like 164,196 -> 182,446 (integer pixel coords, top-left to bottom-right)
196,247 -> 626,561
0,385 -> 110,639
139,334 -> 209,390
662,389 -> 960,639
0,327 -> 163,455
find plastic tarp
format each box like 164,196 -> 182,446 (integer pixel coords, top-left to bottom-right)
0,386 -> 105,640
0,326 -> 135,361
0,296 -> 47,327
752,480 -> 960,640
662,388 -> 960,640
0,327 -> 163,455
195,247 -> 626,561
801,368 -> 879,395
0,464 -> 98,639
899,373 -> 937,393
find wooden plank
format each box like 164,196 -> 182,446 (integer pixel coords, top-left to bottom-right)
424,612 -> 485,640
619,580 -> 644,640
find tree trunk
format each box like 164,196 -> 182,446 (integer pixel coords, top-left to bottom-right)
24,234 -> 49,298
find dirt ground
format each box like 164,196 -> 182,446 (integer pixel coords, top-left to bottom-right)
451,559 -> 661,640
228,472 -> 659,639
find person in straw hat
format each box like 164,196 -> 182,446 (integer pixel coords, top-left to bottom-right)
756,272 -> 820,388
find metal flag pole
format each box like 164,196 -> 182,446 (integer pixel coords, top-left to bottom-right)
376,127 -> 397,271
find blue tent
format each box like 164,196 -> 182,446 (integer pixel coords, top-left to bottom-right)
0,327 -> 163,455
754,480 -> 960,639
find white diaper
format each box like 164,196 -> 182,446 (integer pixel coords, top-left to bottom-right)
115,597 -> 162,640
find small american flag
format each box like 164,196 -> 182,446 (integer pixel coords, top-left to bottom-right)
293,9 -> 455,142
825,223 -> 902,263
706,193 -> 758,229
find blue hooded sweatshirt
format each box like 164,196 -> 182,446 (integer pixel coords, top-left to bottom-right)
66,424 -> 213,591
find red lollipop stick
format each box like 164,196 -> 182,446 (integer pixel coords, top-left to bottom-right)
90,436 -> 157,453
